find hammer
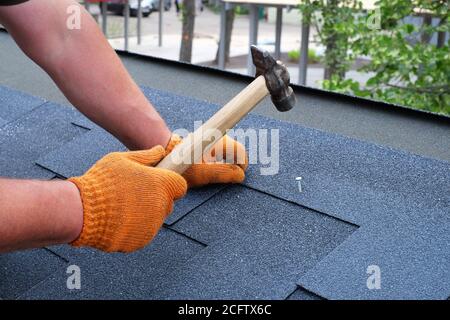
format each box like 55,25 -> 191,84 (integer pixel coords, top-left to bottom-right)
156,46 -> 296,174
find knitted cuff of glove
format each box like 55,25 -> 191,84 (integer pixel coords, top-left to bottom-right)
68,174 -> 141,252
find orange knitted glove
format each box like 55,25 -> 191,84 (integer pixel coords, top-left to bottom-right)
165,134 -> 248,188
68,146 -> 187,253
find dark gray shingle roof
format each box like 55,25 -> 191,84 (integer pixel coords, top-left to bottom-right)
0,85 -> 449,300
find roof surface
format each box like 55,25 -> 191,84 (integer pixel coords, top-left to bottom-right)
1,30 -> 449,300
1,30 -> 449,163
0,85 -> 449,300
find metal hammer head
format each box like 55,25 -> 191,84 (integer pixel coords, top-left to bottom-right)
251,45 -> 296,112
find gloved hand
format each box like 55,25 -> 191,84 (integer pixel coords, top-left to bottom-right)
68,146 -> 187,253
165,134 -> 248,188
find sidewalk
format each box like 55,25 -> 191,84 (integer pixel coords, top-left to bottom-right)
106,6 -> 304,64
103,6 -> 369,87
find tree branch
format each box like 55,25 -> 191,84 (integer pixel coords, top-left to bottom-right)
386,83 -> 450,94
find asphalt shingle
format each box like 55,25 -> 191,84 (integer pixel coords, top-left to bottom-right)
0,102 -> 87,179
0,86 -> 45,123
21,228 -> 205,299
163,186 -> 355,299
0,249 -> 66,299
155,227 -> 344,299
141,86 -> 217,132
286,287 -> 323,300
172,186 -> 356,245
138,87 -> 450,299
299,221 -> 450,300
233,116 -> 450,299
36,128 -> 126,178
167,185 -> 226,225
1,85 -> 449,300
237,115 -> 450,228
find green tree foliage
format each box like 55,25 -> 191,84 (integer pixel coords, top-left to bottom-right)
299,0 -> 362,80
287,48 -> 320,63
302,0 -> 450,115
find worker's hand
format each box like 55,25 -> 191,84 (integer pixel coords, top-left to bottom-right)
165,134 -> 248,188
68,146 -> 187,253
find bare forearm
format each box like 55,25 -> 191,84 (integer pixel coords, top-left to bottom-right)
0,0 -> 171,150
0,179 -> 83,253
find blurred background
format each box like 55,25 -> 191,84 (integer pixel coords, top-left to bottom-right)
81,0 -> 449,115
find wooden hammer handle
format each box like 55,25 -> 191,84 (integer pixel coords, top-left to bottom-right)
156,75 -> 269,174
